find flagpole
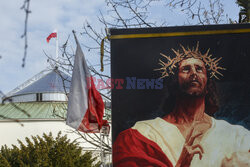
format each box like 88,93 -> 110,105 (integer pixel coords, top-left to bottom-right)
55,29 -> 59,67
100,130 -> 104,167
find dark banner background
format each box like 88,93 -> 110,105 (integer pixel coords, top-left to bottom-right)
110,24 -> 250,142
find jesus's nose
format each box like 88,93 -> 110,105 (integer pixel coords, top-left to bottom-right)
190,67 -> 198,80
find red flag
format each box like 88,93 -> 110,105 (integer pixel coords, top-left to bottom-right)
46,32 -> 57,43
66,33 -> 109,133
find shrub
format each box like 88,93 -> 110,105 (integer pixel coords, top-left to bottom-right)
0,132 -> 101,167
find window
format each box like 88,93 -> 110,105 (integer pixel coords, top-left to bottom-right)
36,93 -> 43,101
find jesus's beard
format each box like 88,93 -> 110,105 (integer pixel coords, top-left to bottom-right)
178,80 -> 207,98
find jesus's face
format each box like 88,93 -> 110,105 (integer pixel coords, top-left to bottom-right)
178,58 -> 207,96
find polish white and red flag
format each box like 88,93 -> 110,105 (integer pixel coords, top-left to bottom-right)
46,32 -> 57,43
66,33 -> 108,133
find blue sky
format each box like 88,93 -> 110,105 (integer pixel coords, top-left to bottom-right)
0,0 -> 240,94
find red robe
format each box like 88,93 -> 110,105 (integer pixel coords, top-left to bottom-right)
113,128 -> 173,167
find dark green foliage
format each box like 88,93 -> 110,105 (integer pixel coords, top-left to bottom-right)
0,153 -> 11,167
0,132 -> 100,167
237,0 -> 250,23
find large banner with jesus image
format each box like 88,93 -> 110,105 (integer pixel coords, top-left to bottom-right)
110,24 -> 250,167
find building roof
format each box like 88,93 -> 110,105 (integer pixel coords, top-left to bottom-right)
11,69 -> 71,97
0,102 -> 67,120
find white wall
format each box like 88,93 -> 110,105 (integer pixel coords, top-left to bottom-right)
0,121 -> 92,148
43,93 -> 68,101
11,94 -> 36,102
9,93 -> 68,103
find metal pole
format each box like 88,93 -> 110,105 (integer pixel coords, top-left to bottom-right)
100,129 -> 103,167
55,29 -> 59,67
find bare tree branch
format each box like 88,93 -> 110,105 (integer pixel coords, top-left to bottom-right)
21,0 -> 31,68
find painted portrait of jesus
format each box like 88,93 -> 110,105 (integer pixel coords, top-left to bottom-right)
113,43 -> 250,167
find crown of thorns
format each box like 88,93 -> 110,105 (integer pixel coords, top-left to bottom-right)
156,42 -> 226,80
